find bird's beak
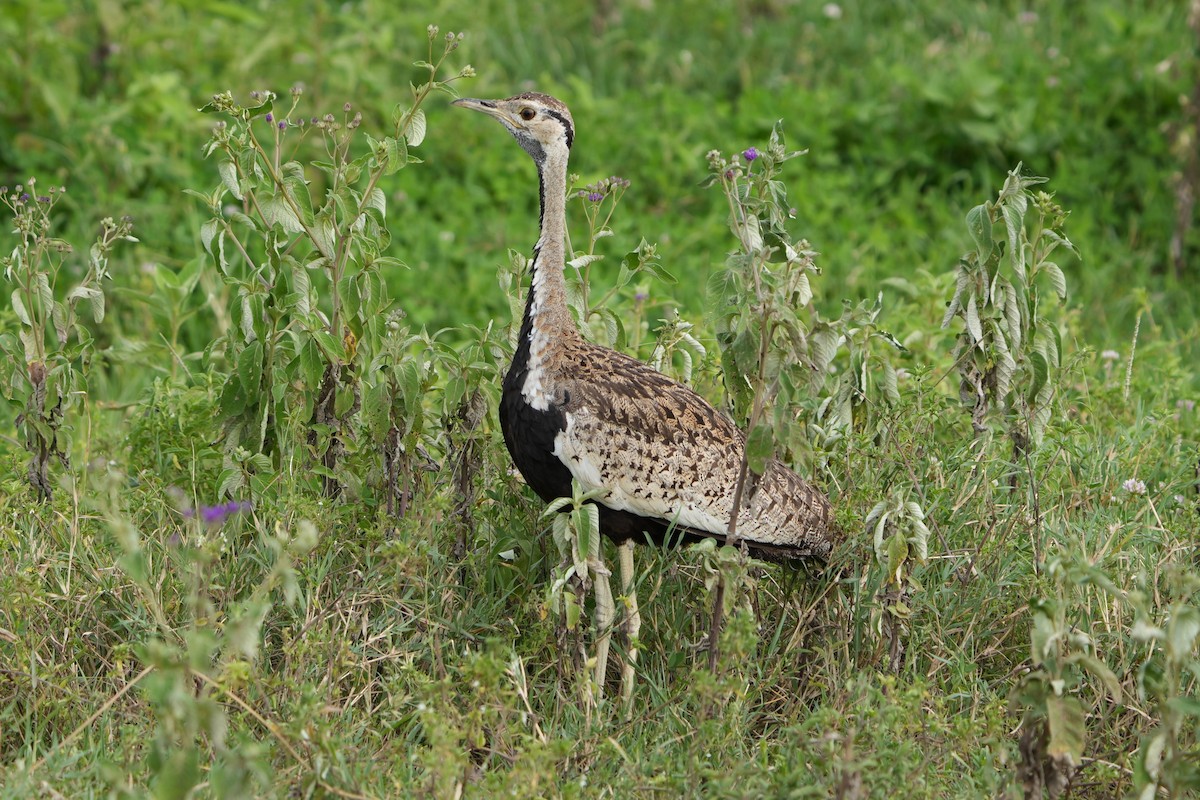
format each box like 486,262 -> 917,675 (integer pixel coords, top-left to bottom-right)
451,97 -> 523,129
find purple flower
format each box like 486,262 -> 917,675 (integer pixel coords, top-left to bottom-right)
19,193 -> 29,202
278,121 -> 287,130
587,192 -> 603,202
742,147 -> 759,162
265,113 -> 273,122
634,291 -> 648,302
185,499 -> 253,525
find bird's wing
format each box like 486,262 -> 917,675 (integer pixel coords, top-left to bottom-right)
551,346 -> 832,554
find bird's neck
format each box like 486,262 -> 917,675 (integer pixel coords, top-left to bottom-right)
527,149 -> 576,339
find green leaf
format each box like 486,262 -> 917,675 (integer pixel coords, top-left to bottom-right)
298,340 -> 325,388
1042,261 -> 1067,300
237,340 -> 263,393
885,533 -> 908,583
334,383 -> 356,418
361,376 -> 389,436
260,194 -> 304,233
1166,605 -> 1200,661
965,293 -> 983,344
405,107 -> 427,147
1166,695 -> 1200,718
219,160 -> 242,200
219,377 -> 247,417
364,187 -> 386,217
11,290 -> 30,326
745,423 -> 774,475
1068,652 -> 1122,703
965,203 -> 993,261
1028,349 -> 1049,404
200,218 -> 220,254
281,162 -> 314,228
810,325 -> 839,373
1045,694 -> 1085,764
382,136 -> 408,177
1001,200 -> 1025,281
880,358 -> 900,404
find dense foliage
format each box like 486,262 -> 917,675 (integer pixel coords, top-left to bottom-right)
1,1 -> 1198,797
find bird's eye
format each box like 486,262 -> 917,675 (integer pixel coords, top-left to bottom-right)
519,107 -> 536,121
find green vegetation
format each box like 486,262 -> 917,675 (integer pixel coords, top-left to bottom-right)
2,1 -> 1198,797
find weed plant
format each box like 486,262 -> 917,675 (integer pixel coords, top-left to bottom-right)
1,3 -> 1199,799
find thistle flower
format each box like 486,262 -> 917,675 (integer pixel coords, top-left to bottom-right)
742,147 -> 759,162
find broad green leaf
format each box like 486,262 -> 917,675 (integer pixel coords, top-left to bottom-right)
237,340 -> 263,394
361,376 -> 389,435
219,379 -> 247,417
1030,606 -> 1056,664
1028,350 -> 1049,404
810,325 -> 839,373
261,195 -> 304,233
280,161 -> 313,227
745,423 -> 774,475
334,383 -> 356,418
965,293 -> 983,344
297,340 -> 325,388
405,108 -> 427,147
1001,201 -> 1025,281
1166,605 -> 1200,661
1043,261 -> 1067,300
880,358 -> 899,404
200,218 -> 220,254
1166,695 -> 1200,718
364,187 -> 386,216
11,290 -> 30,326
1067,652 -> 1122,703
965,203 -> 993,261
885,533 -> 908,583
1045,694 -> 1085,764
382,136 -> 408,176
218,160 -> 242,200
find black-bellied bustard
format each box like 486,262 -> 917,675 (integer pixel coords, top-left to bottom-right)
453,92 -> 836,709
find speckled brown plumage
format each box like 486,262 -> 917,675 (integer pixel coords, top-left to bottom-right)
454,92 -> 837,563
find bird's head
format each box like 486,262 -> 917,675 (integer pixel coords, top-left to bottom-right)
452,92 -> 574,165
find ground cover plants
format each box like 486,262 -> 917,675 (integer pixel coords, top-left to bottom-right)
1,1 -> 1198,797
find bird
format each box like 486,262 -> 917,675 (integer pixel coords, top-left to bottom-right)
453,91 -> 836,706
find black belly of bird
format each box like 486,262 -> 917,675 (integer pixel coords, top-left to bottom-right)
499,355 -> 713,551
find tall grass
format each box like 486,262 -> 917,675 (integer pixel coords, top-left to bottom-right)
1,1 -> 1198,797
